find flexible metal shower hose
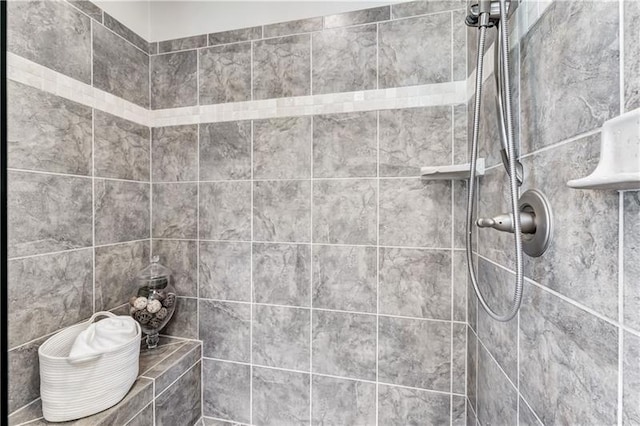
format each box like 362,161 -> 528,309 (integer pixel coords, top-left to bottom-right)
466,0 -> 524,322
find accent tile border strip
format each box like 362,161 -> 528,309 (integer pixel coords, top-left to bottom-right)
7,52 -> 151,126
8,52 -> 468,129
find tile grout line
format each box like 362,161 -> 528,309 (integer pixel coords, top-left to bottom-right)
150,6 -> 466,57
202,356 -> 467,397
309,114 -> 314,425
375,109 -> 380,426
249,118 -> 254,425
475,252 -> 640,339
92,104 -> 96,314
449,105 -> 455,425
64,0 -> 150,58
174,296 -> 468,324
618,189 -> 625,426
197,121 -> 204,422
7,167 -> 152,183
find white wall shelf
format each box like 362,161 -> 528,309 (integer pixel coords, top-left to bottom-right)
421,158 -> 485,180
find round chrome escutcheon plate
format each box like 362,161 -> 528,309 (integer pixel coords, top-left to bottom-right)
519,189 -> 553,258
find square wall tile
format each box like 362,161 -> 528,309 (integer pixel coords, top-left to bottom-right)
253,34 -> 311,100
199,43 -> 252,105
96,240 -> 150,311
199,300 -> 251,362
312,245 -> 376,313
520,0 -> 619,153
252,367 -> 310,426
522,134 -> 618,320
152,183 -> 197,239
379,248 -> 451,320
379,13 -> 451,88
95,179 -> 149,245
8,81 -> 92,175
313,111 -> 377,178
253,180 -> 311,243
452,251 -> 467,322
155,362 -> 201,426
94,110 -> 150,181
624,0 -> 640,112
264,17 -> 323,38
379,106 -> 452,177
378,385 -> 451,425
158,34 -> 207,54
8,0 -> 91,83
477,344 -> 517,426
379,179 -> 451,248
378,316 -> 451,391
152,239 -> 197,297
203,359 -> 250,423
624,191 -> 640,331
391,0 -> 465,19
151,51 -> 198,109
476,257 -> 518,382
8,249 -> 93,348
452,323 -> 466,394
624,332 -> 640,425
8,171 -> 92,257
311,376 -> 376,426
200,121 -> 251,181
162,297 -> 198,339
103,13 -> 148,53
313,179 -> 377,245
93,23 -> 149,108
324,6 -> 390,28
209,26 -> 262,46
253,116 -> 311,179
253,243 -> 310,306
8,335 -> 48,413
312,24 -> 377,94
452,9 -> 467,81
199,241 -> 251,301
519,282 -> 618,425
252,305 -> 310,371
312,310 -> 376,380
152,125 -> 198,182
199,181 -> 251,241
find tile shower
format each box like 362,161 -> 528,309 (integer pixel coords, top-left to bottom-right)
4,1 -> 640,426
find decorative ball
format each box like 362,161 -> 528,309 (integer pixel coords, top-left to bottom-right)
156,307 -> 168,320
148,317 -> 162,329
133,297 -> 148,310
129,296 -> 138,306
147,299 -> 162,313
162,293 -> 176,308
129,306 -> 137,315
134,310 -> 152,325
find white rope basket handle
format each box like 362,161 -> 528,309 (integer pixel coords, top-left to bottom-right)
66,311 -> 133,364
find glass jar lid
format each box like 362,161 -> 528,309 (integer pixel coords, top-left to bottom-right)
137,255 -> 172,282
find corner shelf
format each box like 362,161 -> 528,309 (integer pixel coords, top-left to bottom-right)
421,158 -> 485,180
567,108 -> 640,191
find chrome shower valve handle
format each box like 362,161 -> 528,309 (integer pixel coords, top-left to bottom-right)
477,212 -> 536,234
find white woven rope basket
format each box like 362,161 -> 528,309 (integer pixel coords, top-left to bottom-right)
38,312 -> 141,422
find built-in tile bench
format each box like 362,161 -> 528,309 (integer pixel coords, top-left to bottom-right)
9,337 -> 202,426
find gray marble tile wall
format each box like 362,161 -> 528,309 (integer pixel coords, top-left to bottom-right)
7,0 -> 154,416
149,0 -> 467,109
9,0 -> 151,108
151,106 -> 469,424
467,1 -> 640,425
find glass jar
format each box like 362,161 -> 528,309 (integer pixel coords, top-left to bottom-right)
130,256 -> 177,348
